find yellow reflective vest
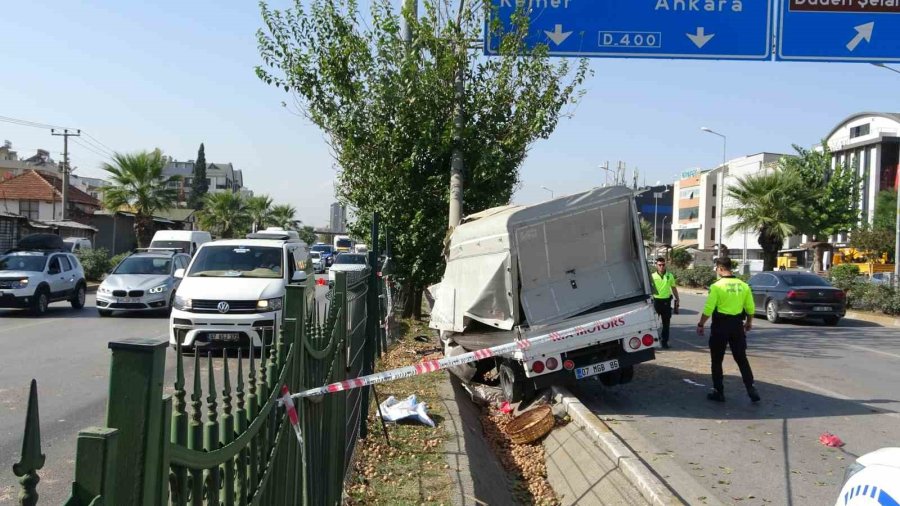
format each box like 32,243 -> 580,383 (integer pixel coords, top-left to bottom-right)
702,276 -> 755,317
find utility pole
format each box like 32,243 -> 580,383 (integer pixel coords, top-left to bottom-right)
448,0 -> 466,229
51,128 -> 81,220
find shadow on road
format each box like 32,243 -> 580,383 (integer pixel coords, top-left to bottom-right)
577,362 -> 899,422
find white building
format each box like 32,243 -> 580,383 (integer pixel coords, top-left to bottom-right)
825,112 -> 899,230
671,153 -> 788,260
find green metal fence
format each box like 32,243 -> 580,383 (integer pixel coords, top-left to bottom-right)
11,265 -> 388,506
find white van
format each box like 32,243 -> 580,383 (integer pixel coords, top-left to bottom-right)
149,230 -> 211,256
169,231 -> 309,351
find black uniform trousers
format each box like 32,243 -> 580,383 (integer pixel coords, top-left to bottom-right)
653,297 -> 672,346
709,312 -> 755,393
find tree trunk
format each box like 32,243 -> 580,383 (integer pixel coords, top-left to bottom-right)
399,282 -> 425,320
759,229 -> 781,272
813,243 -> 829,273
134,214 -> 154,249
399,281 -> 414,319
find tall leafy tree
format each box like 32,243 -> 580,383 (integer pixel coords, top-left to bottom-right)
270,204 -> 299,230
246,194 -> 274,232
257,0 -> 589,317
198,191 -> 248,238
726,170 -> 803,271
873,190 -> 897,230
872,190 -> 897,262
298,225 -> 318,245
779,144 -> 861,272
102,149 -> 178,248
189,143 -> 208,210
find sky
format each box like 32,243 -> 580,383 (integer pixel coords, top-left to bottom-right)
2,1 -> 899,228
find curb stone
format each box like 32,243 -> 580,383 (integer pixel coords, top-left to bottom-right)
552,386 -> 724,506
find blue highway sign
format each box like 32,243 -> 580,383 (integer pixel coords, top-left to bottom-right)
485,0 -> 773,60
778,0 -> 900,62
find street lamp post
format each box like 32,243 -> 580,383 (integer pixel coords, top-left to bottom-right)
662,216 -> 669,245
653,186 -> 669,244
541,186 -> 554,199
701,127 -> 727,257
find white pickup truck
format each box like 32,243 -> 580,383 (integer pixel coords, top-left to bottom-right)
429,186 -> 660,402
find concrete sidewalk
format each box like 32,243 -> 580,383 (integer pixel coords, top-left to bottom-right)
439,374 -> 653,505
544,420 -> 651,505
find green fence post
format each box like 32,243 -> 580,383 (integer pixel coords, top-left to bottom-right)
12,379 -> 44,506
67,427 -> 119,505
105,338 -> 168,506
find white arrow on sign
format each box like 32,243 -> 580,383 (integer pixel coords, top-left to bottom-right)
846,22 -> 874,52
544,24 -> 573,46
686,27 -> 715,49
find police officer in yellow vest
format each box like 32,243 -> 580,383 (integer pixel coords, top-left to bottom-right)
651,257 -> 679,349
696,257 -> 761,403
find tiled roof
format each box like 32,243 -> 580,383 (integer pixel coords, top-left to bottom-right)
0,170 -> 100,207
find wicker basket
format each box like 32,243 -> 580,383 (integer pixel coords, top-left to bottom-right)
506,405 -> 555,445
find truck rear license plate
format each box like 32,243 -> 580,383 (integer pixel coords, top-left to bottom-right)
209,333 -> 240,342
575,359 -> 620,380
813,306 -> 831,312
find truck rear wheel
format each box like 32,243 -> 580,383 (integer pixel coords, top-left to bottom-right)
499,362 -> 534,404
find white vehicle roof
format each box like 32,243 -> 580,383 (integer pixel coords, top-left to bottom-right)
201,239 -> 297,249
151,230 -> 211,240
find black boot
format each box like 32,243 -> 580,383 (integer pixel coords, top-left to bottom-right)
747,385 -> 761,403
707,389 -> 725,402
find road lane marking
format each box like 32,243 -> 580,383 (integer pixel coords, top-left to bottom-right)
789,379 -> 900,420
843,344 -> 900,361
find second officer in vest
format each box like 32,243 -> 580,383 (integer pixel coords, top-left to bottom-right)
696,257 -> 760,403
652,257 -> 679,349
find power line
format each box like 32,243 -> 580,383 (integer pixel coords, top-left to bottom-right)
81,131 -> 117,155
74,135 -> 115,157
71,137 -> 112,160
0,115 -> 73,131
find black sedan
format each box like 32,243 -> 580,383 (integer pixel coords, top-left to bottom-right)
748,271 -> 846,325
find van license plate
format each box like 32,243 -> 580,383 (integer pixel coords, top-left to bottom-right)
813,306 -> 831,312
209,333 -> 240,342
575,359 -> 620,380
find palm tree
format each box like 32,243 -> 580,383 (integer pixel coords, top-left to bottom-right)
726,170 -> 803,271
198,192 -> 248,238
246,195 -> 274,232
270,204 -> 299,230
102,150 -> 178,247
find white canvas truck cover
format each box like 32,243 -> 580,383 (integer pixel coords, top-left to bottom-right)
430,186 -> 647,334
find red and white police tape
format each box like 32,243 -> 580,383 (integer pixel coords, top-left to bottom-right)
284,305 -> 647,401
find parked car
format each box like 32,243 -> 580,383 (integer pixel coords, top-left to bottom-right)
310,251 -> 325,274
328,252 -> 368,287
149,230 -> 211,256
0,234 -> 87,315
63,237 -> 92,253
170,229 -> 310,351
748,271 -> 846,325
835,447 -> 900,506
96,250 -> 191,316
857,272 -> 892,285
310,243 -> 336,267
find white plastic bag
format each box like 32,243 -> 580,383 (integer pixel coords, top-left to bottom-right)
376,394 -> 436,427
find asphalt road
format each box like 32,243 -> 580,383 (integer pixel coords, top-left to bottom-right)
0,278 -> 331,505
577,292 -> 900,506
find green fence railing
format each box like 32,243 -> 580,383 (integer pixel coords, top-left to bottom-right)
11,264 -> 389,505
